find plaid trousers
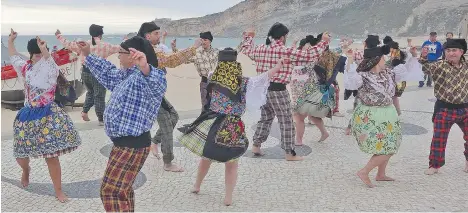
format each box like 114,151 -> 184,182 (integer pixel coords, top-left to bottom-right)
100,146 -> 150,212
253,90 -> 295,154
333,83 -> 340,113
429,108 -> 468,168
152,98 -> 179,164
82,69 -> 107,121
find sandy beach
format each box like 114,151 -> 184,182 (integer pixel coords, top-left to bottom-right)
1,35 -> 430,135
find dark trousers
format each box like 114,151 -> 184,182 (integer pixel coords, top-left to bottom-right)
82,69 -> 106,121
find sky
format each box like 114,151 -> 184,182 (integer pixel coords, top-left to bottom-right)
1,0 -> 244,35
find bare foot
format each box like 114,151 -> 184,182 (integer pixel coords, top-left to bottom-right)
191,188 -> 200,194
333,112 -> 345,117
151,144 -> 160,159
357,171 -> 376,188
424,168 -> 439,175
224,196 -> 232,206
295,141 -> 303,146
56,191 -> 69,203
464,161 -> 468,173
375,175 -> 395,181
285,154 -> 303,161
345,127 -> 351,135
81,112 -> 90,122
252,146 -> 264,156
163,163 -> 184,172
21,166 -> 30,188
318,132 -> 329,142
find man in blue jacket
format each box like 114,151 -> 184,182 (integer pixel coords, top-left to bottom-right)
420,32 -> 443,87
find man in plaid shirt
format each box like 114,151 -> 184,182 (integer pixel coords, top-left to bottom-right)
240,22 -> 330,161
138,21 -> 201,172
56,25 -> 121,126
77,36 -> 167,212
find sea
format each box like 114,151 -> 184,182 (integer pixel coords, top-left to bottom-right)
1,35 -> 347,53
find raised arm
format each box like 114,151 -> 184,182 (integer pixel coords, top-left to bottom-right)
418,46 -> 440,76
55,29 -> 82,53
7,29 -> 19,57
289,39 -> 330,66
239,33 -> 258,61
84,55 -> 127,91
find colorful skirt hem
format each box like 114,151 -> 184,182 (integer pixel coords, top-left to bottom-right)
13,102 -> 81,158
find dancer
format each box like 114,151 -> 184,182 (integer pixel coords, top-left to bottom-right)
138,21 -> 201,172
178,48 -> 286,206
77,36 -> 167,212
419,32 -> 443,87
185,31 -> 220,108
348,43 -> 418,188
240,23 -> 330,160
383,36 -> 423,115
8,29 -> 81,202
55,25 -> 121,125
419,38 -> 468,175
291,35 -> 346,144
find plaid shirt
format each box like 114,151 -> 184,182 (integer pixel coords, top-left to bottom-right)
57,34 -> 120,64
240,36 -> 329,84
419,58 -> 468,104
187,47 -> 220,77
155,47 -> 196,69
84,55 -> 167,138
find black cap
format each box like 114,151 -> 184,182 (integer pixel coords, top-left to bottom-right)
120,36 -> 159,68
445,38 -> 467,54
200,31 -> 213,42
137,22 -> 160,37
365,35 -> 380,48
363,45 -> 390,59
218,47 -> 237,62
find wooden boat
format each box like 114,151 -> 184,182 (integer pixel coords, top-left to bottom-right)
1,41 -> 85,105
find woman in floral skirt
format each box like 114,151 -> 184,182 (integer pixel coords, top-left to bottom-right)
178,48 -> 284,206
8,29 -> 81,202
347,43 -> 418,188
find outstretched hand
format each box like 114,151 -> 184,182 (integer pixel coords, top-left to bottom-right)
409,46 -> 418,57
9,28 -> 17,42
77,41 -> 91,56
36,36 -> 51,59
55,29 -> 61,36
322,32 -> 331,42
128,48 -> 151,75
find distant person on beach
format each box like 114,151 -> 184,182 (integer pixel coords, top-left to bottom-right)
419,32 -> 443,87
138,21 -> 201,172
8,29 -> 81,203
442,32 -> 454,60
240,22 -> 330,161
77,36 -> 166,212
290,34 -> 345,144
55,24 -> 121,125
419,38 -> 468,175
179,31 -> 220,108
178,49 -> 286,206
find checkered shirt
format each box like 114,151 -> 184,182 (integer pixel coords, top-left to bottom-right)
240,36 -> 329,84
84,55 -> 167,138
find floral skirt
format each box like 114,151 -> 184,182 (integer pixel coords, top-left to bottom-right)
13,102 -> 81,158
295,83 -> 336,118
395,81 -> 406,97
351,104 -> 402,155
177,111 -> 248,163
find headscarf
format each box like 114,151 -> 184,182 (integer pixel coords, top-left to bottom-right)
27,38 -> 48,60
137,22 -> 160,38
200,31 -> 213,42
313,50 -> 346,85
208,48 -> 243,102
266,22 -> 289,45
89,24 -> 104,46
120,36 -> 159,68
357,45 -> 391,72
